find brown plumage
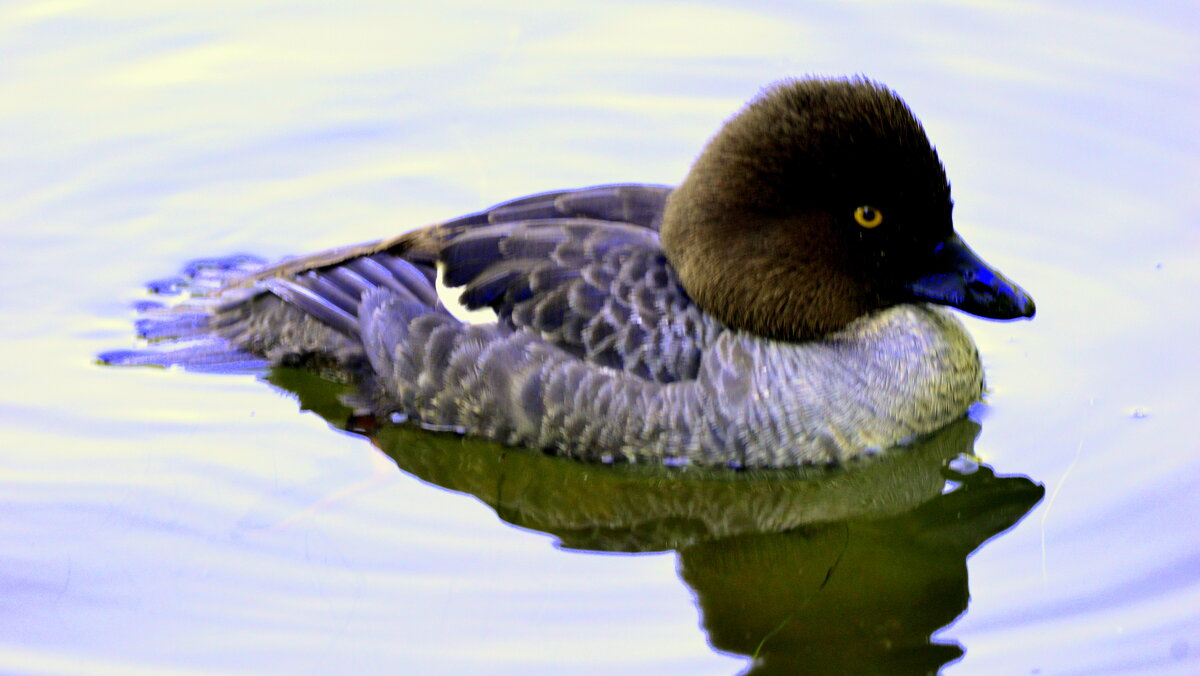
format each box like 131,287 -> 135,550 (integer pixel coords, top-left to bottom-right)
661,78 -> 952,340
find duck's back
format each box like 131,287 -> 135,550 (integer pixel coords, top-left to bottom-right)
104,185 -> 716,379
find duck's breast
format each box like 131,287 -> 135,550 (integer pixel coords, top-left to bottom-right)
700,305 -> 982,465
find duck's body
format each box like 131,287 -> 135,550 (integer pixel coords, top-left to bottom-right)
104,78 -> 1033,467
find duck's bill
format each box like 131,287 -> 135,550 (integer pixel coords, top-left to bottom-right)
902,234 -> 1036,320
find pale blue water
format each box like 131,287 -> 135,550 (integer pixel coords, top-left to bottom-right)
2,2 -> 1198,674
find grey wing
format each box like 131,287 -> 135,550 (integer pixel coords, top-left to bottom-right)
438,191 -> 722,383
101,183 -> 724,381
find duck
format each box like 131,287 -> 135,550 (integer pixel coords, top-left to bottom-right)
103,77 -> 1035,468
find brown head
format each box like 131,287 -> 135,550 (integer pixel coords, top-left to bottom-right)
660,77 -> 1033,341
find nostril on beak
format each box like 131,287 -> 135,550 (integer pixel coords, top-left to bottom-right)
966,280 -> 993,297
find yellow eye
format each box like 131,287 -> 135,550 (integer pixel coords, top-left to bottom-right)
854,205 -> 883,228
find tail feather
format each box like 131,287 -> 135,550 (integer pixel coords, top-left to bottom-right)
261,277 -> 360,337
100,251 -> 450,375
135,310 -> 210,341
99,254 -> 271,372
98,342 -> 268,371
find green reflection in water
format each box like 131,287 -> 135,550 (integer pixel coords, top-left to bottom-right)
269,367 -> 1044,674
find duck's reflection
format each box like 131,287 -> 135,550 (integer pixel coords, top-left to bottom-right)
268,367 -> 1043,674
680,462 -> 1041,674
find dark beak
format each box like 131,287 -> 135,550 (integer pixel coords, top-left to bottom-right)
902,234 -> 1036,320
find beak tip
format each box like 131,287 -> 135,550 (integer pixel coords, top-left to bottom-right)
991,289 -> 1035,321
1010,290 -> 1036,319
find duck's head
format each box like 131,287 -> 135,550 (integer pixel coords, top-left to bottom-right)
660,77 -> 1035,340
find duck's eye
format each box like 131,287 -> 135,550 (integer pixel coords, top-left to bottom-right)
854,205 -> 883,228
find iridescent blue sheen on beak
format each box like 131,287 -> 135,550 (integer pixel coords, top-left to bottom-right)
903,234 -> 1036,320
